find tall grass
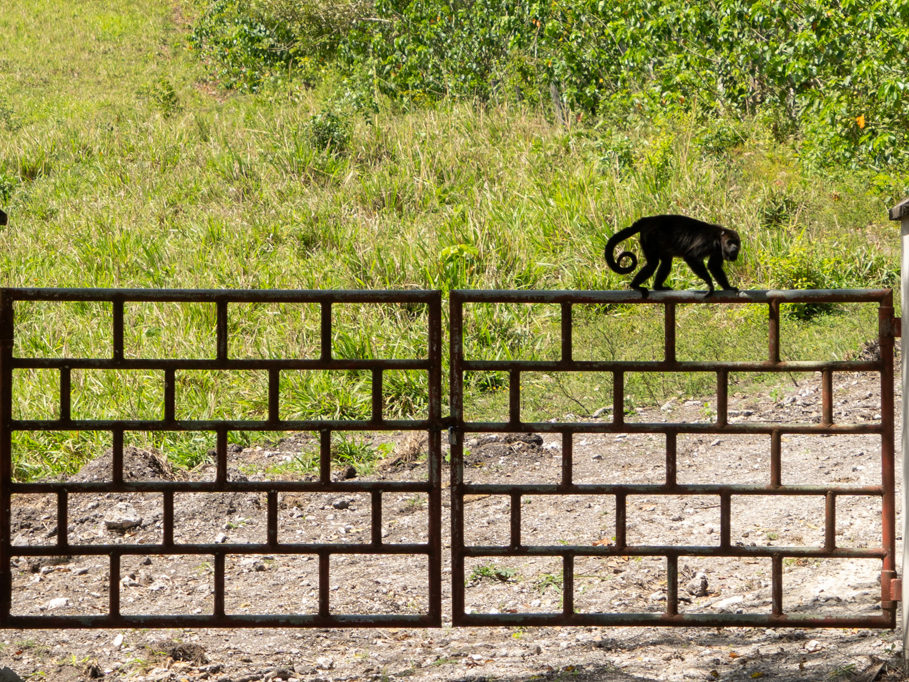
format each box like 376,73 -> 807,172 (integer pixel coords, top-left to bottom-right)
0,0 -> 901,479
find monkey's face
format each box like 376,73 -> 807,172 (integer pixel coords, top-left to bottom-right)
721,231 -> 741,261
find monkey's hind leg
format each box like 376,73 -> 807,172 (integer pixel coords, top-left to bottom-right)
629,259 -> 659,297
652,257 -> 673,291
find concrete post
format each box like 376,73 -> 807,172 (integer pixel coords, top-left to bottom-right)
891,198 -> 909,658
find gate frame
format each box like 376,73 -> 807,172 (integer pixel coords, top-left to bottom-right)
0,288 -> 444,628
449,288 -> 897,628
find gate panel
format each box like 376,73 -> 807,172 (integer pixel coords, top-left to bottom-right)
0,288 -> 443,628
449,289 -> 896,628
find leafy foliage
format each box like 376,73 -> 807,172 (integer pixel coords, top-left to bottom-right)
191,0 -> 909,170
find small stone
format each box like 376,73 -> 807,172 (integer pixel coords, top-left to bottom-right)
46,597 -> 70,610
104,502 -> 142,531
316,657 -> 334,670
112,633 -> 124,649
332,498 -> 350,510
805,639 -> 824,652
685,572 -> 709,597
215,532 -> 228,543
592,407 -> 612,418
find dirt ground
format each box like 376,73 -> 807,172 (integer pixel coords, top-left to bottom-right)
1,354 -> 906,681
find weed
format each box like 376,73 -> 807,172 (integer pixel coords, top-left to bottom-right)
467,564 -> 518,586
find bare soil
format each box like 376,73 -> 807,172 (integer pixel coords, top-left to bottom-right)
1,362 -> 905,681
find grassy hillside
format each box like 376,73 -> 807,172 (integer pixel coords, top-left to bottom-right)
0,0 -> 904,479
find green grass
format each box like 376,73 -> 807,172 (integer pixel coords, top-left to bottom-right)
0,0 -> 902,480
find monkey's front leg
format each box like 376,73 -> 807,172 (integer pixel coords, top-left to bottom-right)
707,254 -> 738,293
682,257 -> 717,295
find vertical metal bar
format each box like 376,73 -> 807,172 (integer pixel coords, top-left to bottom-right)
371,491 -> 383,546
112,297 -> 124,362
213,552 -> 225,617
109,553 -> 120,618
613,371 -> 624,426
57,490 -> 68,548
561,432 -> 573,488
162,491 -> 174,546
320,301 -> 332,361
824,492 -> 836,551
561,302 -> 572,363
216,428 -> 227,485
821,369 -> 833,426
449,295 -> 466,624
509,370 -> 520,425
666,555 -> 678,617
719,493 -> 731,549
111,428 -> 124,485
267,491 -> 278,547
665,432 -> 677,488
164,368 -> 176,423
768,300 -> 780,363
510,492 -> 522,550
319,429 -> 331,486
371,369 -> 383,423
216,300 -> 228,361
319,551 -> 330,617
268,369 -> 280,424
428,290 -> 443,625
562,554 -> 574,617
664,302 -> 676,364
716,370 -> 728,427
59,366 -> 71,423
770,430 -> 782,488
615,492 -> 627,549
878,295 -> 896,625
0,292 -> 11,622
771,555 -> 783,617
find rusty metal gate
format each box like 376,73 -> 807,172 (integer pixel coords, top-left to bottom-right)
0,287 -> 899,629
449,289 -> 897,628
0,288 -> 443,628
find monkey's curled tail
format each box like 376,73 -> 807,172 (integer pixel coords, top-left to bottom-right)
604,223 -> 642,274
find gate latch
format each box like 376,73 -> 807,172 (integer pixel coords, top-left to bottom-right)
889,577 -> 902,602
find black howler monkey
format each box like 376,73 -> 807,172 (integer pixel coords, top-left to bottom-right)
604,214 -> 740,296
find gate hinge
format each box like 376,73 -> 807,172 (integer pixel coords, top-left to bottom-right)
893,317 -> 902,338
890,577 -> 902,602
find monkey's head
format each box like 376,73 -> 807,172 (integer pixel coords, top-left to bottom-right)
720,229 -> 740,261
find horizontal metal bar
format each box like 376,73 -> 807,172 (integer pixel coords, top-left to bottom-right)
11,358 -> 432,371
10,418 -> 436,432
459,422 -> 883,435
3,288 -> 441,304
9,543 -> 433,556
450,289 -> 891,305
459,545 -> 887,559
11,480 -> 435,494
455,612 -> 893,628
1,613 -> 440,629
462,360 -> 880,372
459,483 -> 884,496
